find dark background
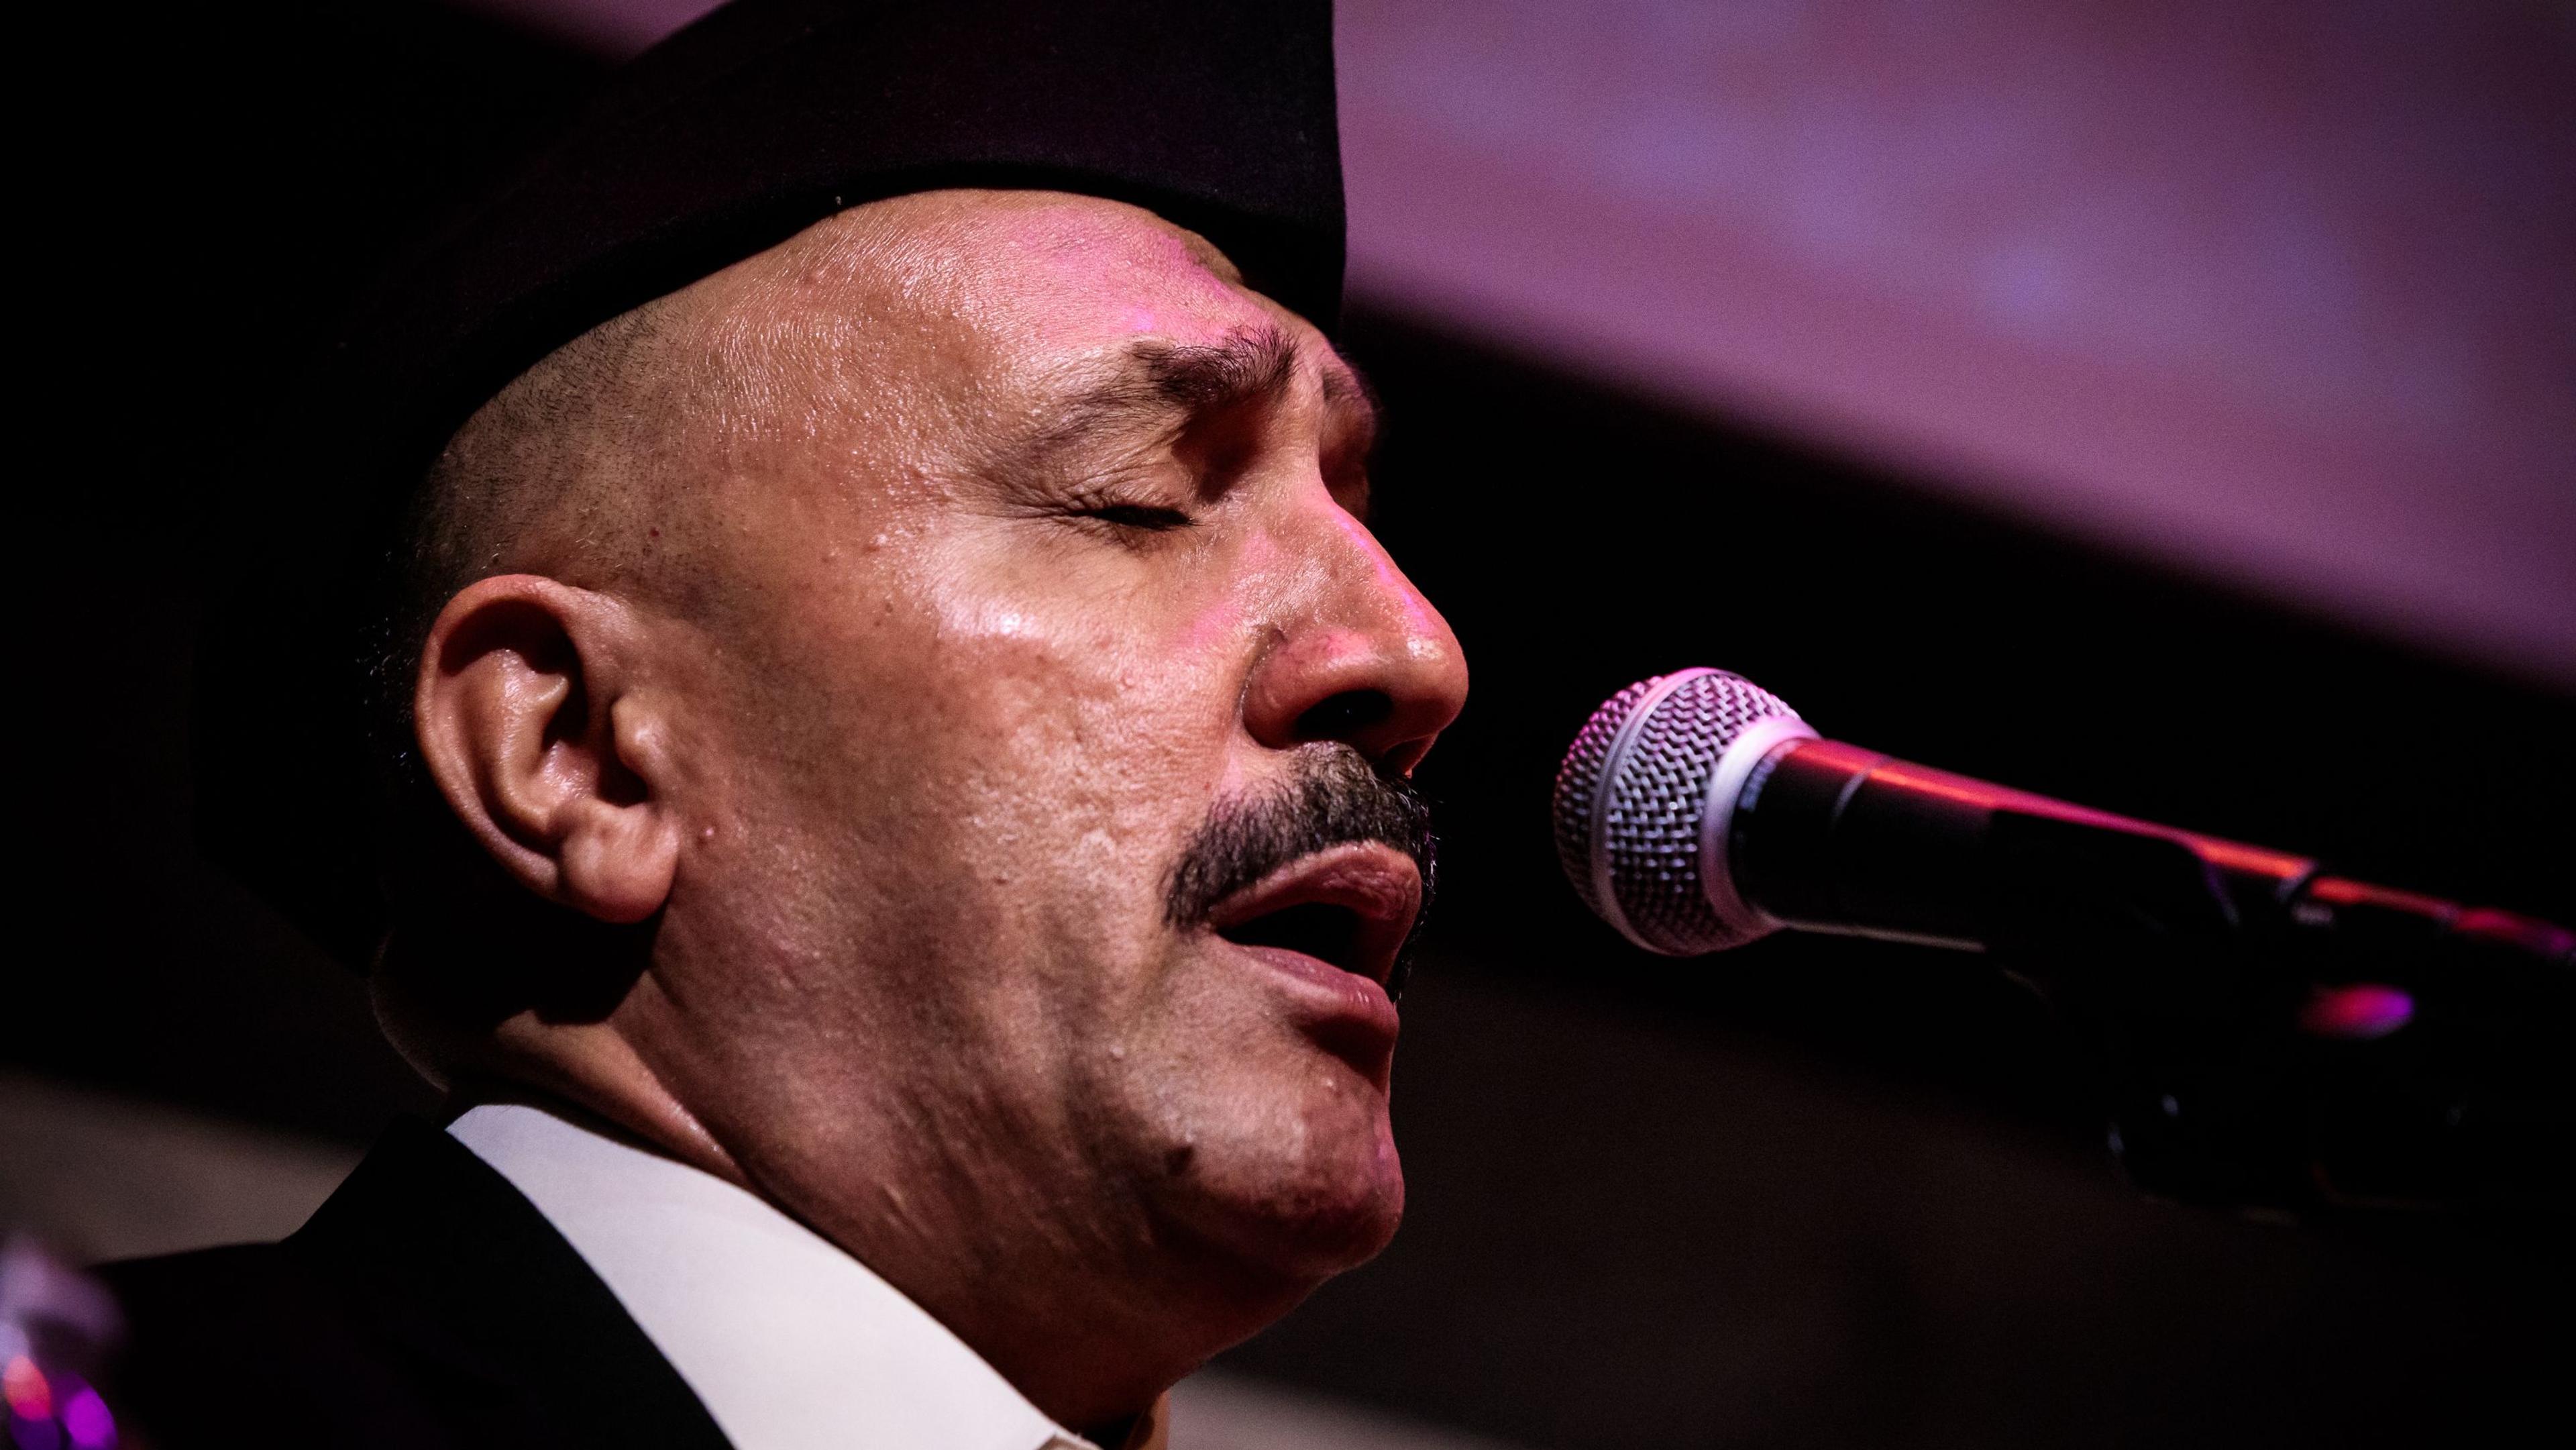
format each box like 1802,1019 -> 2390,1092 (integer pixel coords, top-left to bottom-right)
19,3 -> 2573,1445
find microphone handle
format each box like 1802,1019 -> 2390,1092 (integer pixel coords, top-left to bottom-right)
1729,737 -> 2571,968
1727,737 -> 2576,1214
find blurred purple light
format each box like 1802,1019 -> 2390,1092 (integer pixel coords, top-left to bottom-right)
1335,0 -> 2576,685
62,1387 -> 116,1450
9,1409 -> 66,1450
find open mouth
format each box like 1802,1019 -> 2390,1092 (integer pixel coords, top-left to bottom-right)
1220,900 -> 1368,974
1204,842 -> 1422,988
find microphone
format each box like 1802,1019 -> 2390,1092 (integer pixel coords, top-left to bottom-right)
1552,668 -> 2573,973
1552,668 -> 2575,1213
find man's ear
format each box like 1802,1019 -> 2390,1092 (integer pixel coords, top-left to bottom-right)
413,575 -> 681,925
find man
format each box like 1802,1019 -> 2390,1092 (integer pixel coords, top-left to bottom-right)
105,3 -> 1466,1446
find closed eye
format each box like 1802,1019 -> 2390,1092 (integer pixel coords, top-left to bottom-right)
1077,502 -> 1194,532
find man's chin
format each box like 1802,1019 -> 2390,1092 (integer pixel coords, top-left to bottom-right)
1165,1117 -> 1405,1288
1114,993 -> 1408,1290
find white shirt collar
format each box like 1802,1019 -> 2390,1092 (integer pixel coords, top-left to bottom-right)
449,1101 -> 1095,1450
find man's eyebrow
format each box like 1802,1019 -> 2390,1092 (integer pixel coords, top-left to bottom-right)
1038,323 -> 1379,450
1136,324 -> 1300,411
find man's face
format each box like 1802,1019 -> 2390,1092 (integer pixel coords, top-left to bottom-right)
615,191 -> 1466,1313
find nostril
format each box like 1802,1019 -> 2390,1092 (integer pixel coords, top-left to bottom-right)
1295,690 -> 1393,742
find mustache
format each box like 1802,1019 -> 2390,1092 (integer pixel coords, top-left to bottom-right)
1164,744 -> 1439,998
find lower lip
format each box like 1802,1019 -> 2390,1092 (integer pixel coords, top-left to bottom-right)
1225,941 -> 1401,1057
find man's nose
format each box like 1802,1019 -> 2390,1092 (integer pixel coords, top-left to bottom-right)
1241,521 -> 1468,778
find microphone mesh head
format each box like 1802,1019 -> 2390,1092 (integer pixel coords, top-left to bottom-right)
1552,668 -> 1801,955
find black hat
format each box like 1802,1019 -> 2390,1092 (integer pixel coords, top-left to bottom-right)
195,0 -> 1345,964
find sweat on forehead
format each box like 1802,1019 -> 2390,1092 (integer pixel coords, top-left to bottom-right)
716,190 -> 1274,364
386,190 -> 1311,697
676,191 -> 1371,516
431,197 -> 1258,517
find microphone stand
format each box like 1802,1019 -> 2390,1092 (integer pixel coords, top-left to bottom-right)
1979,811 -> 2574,1221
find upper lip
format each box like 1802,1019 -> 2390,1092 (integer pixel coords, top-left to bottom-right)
1204,841 -> 1423,986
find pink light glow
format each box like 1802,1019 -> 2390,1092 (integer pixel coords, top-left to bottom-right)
3,1354 -> 53,1420
2298,984 -> 2416,1041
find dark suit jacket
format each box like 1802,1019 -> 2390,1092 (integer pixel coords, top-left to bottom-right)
99,1117 -> 733,1449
